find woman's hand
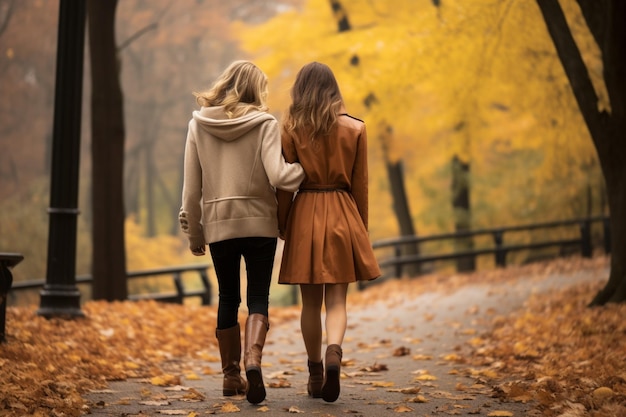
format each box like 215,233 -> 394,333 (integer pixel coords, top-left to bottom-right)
191,246 -> 206,256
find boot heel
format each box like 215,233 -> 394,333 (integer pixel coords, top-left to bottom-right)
245,365 -> 266,404
322,364 -> 340,402
322,344 -> 342,402
244,314 -> 269,404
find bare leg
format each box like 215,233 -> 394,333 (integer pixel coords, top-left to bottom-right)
320,283 -> 347,402
324,283 -> 348,346
300,284 -> 324,362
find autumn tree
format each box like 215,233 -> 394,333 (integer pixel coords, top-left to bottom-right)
536,0 -> 625,304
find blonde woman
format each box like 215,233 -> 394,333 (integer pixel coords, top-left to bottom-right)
277,62 -> 381,402
179,60 -> 304,404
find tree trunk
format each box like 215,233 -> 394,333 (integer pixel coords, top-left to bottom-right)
88,0 -> 127,301
451,155 -> 475,272
379,125 -> 421,276
536,0 -> 626,304
146,143 -> 157,237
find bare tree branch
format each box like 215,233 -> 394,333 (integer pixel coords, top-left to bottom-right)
118,22 -> 158,52
117,0 -> 174,52
0,0 -> 15,37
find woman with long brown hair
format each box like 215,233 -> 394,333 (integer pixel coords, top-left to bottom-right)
277,62 -> 381,402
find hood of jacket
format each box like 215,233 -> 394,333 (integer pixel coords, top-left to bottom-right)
192,106 -> 274,142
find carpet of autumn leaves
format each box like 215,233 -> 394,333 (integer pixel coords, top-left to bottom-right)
1,255 -> 625,417
467,263 -> 626,417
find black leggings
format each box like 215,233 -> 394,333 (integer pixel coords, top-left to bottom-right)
209,237 -> 277,330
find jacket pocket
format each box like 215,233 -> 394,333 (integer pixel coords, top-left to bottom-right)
205,196 -> 266,221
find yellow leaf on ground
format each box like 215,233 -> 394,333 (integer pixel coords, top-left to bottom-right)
414,374 -> 437,381
408,395 -> 428,403
394,405 -> 414,412
150,374 -> 181,386
372,381 -> 395,387
287,405 -> 304,413
221,401 -> 240,412
412,354 -> 433,360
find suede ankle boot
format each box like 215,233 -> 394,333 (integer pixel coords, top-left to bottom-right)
307,360 -> 324,398
244,314 -> 269,404
215,324 -> 247,396
321,344 -> 342,402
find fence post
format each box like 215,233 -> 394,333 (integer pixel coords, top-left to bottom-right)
493,230 -> 506,267
394,245 -> 402,278
579,220 -> 592,258
173,273 -> 184,304
198,269 -> 212,306
1,254 -> 23,343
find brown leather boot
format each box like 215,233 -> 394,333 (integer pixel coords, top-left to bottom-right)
322,344 -> 342,402
307,360 -> 324,398
216,324 -> 247,396
244,314 -> 269,404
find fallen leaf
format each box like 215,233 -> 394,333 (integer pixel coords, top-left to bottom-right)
393,405 -> 413,412
393,346 -> 411,356
268,380 -> 291,388
414,374 -> 437,381
408,395 -> 428,403
220,402 -> 240,412
360,362 -> 389,372
412,354 -> 433,360
151,374 -> 181,386
372,381 -> 395,387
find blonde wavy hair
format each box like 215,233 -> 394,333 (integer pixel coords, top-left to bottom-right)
283,62 -> 344,141
193,60 -> 269,118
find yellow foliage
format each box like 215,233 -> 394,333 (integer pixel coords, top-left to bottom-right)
236,0 -> 605,242
124,218 -> 203,271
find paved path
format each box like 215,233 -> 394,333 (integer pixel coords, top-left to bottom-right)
84,268 -> 603,416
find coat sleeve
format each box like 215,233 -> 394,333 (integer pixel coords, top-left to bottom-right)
260,119 -> 305,192
350,124 -> 369,230
277,130 -> 299,235
179,122 -> 206,249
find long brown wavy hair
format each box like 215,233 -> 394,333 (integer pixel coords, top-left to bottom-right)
193,60 -> 269,118
282,62 -> 344,141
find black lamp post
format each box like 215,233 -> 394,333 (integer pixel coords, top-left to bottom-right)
37,0 -> 86,318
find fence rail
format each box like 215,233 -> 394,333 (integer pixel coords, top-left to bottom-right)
6,216 -> 611,306
9,264 -> 213,306
370,216 -> 610,280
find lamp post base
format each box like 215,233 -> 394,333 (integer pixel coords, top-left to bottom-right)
37,285 -> 85,318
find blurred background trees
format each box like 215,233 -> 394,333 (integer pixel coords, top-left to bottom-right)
0,0 -> 611,304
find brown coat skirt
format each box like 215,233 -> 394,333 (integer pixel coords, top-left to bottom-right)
278,188 -> 381,284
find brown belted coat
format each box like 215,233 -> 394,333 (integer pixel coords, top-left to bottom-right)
277,113 -> 381,285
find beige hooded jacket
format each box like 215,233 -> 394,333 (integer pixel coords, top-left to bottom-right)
179,106 -> 304,249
